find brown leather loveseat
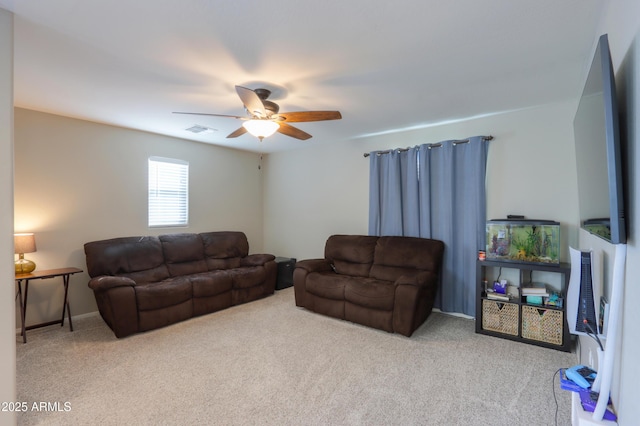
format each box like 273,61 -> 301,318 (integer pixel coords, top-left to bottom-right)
294,235 -> 445,336
84,231 -> 276,338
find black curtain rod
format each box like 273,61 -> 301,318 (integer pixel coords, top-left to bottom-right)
363,135 -> 493,158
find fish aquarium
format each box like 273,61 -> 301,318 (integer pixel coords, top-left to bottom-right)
486,219 -> 560,265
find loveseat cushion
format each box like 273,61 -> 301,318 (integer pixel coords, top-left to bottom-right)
369,236 -> 444,282
135,278 -> 192,311
345,278 -> 395,311
306,272 -> 351,300
160,233 -> 207,276
325,235 -> 378,277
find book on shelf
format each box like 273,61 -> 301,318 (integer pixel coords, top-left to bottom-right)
544,292 -> 563,308
485,291 -> 511,302
520,282 -> 549,296
525,295 -> 544,305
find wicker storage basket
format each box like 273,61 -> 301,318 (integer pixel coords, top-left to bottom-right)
482,299 -> 519,336
521,305 -> 563,345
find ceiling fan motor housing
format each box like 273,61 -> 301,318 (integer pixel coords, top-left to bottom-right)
253,88 -> 271,100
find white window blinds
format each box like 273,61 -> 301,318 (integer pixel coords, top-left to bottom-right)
148,156 -> 189,227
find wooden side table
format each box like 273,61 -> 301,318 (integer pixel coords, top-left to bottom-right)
15,267 -> 83,343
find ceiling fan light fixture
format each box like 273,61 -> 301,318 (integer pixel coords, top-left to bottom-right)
242,119 -> 279,139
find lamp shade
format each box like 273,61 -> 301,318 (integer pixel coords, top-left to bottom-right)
242,120 -> 279,139
14,233 -> 37,273
14,233 -> 36,254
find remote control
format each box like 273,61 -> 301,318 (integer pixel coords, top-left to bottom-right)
566,365 -> 596,389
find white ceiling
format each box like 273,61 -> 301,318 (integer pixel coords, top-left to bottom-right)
2,0 -> 604,153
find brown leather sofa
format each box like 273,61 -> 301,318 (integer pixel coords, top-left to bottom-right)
84,231 -> 276,338
293,235 -> 445,336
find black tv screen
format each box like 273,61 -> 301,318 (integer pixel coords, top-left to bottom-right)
573,34 -> 626,244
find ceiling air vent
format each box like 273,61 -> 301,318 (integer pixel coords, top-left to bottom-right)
185,125 -> 215,134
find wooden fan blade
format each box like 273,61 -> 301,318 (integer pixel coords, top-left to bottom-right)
235,86 -> 266,117
226,127 -> 248,138
277,122 -> 312,140
273,111 -> 342,122
173,112 -> 246,120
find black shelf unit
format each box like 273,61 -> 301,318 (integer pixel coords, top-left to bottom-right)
475,259 -> 572,352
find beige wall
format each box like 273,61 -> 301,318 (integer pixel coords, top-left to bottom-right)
1,8 -> 16,426
263,101 -> 579,263
13,108 -> 264,327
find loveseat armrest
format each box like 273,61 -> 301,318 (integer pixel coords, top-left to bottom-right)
241,253 -> 276,267
293,259 -> 334,308
294,258 -> 333,273
394,271 -> 436,288
88,275 -> 136,292
393,271 -> 439,337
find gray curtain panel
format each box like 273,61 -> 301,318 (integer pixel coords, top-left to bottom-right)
368,136 -> 489,316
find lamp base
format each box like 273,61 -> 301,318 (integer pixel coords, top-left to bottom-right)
15,258 -> 36,274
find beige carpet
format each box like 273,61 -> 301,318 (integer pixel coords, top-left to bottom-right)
16,287 -> 576,425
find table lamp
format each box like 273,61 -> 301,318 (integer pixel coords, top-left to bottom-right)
15,233 -> 37,274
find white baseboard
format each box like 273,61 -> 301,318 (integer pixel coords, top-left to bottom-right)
432,308 -> 474,320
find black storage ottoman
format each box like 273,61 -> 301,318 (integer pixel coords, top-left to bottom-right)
275,257 -> 296,290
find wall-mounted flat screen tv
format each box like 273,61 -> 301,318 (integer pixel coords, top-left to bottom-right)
573,34 -> 626,244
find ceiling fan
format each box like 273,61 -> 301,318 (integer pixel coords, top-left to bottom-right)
174,86 -> 342,141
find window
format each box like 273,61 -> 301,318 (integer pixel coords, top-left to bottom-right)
148,156 -> 189,227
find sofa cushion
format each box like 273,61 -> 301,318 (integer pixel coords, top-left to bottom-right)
201,231 -> 249,259
135,278 -> 192,311
138,300 -> 193,332
200,231 -> 249,270
345,278 -> 395,311
119,268 -> 171,285
84,236 -> 170,284
160,233 -> 208,276
325,235 -> 378,277
229,266 -> 266,289
242,253 -> 276,266
190,271 -> 233,297
370,236 -> 445,282
206,257 -> 242,271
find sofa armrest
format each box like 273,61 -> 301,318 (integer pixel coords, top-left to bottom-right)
295,258 -> 333,273
88,276 -> 136,292
241,253 -> 276,267
87,276 -> 139,338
